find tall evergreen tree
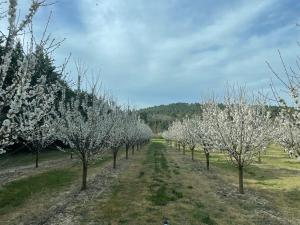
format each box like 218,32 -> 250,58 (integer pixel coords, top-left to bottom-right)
4,41 -> 24,89
32,46 -> 61,86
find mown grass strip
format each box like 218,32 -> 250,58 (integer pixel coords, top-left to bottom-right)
0,150 -> 70,169
0,169 -> 78,214
146,141 -> 183,206
192,201 -> 217,225
90,155 -> 112,168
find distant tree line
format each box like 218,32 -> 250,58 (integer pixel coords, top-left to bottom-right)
139,102 -> 281,133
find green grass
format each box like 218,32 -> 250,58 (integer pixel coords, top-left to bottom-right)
146,141 -> 169,172
177,142 -> 300,223
77,141 -> 189,224
90,154 -> 112,168
148,183 -> 183,206
0,150 -> 70,169
0,149 -> 123,224
61,140 -> 300,224
2,140 -> 300,224
138,171 -> 145,178
146,141 -> 183,206
0,168 -> 78,214
193,202 -> 216,225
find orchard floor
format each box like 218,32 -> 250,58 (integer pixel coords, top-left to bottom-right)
1,140 -> 300,225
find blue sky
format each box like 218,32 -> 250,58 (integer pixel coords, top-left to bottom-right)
14,0 -> 300,107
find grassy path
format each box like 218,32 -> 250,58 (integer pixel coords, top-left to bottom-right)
0,150 -> 71,170
80,139 -> 299,225
79,139 -> 217,225
0,153 -> 112,225
0,157 -> 75,187
1,140 -> 299,225
169,142 -> 300,225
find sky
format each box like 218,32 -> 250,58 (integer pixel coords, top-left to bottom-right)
8,0 -> 300,108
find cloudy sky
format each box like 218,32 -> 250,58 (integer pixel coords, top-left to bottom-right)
15,0 -> 300,107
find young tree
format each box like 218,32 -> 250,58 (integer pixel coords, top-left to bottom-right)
177,120 -> 189,155
107,108 -> 152,169
166,120 -> 185,151
107,107 -> 125,169
206,87 -> 274,194
135,119 -> 153,147
57,66 -> 115,190
123,109 -> 138,159
276,108 -> 300,158
264,20 -> 300,159
179,118 -> 196,160
267,50 -> 300,160
184,115 -> 214,170
15,73 -> 60,167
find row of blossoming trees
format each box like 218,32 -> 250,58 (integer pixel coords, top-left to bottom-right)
0,0 -> 152,190
163,85 -> 300,194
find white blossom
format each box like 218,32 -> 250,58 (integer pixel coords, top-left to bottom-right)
0,0 -> 44,153
204,87 -> 274,193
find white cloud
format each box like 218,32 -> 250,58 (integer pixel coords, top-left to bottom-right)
3,0 -> 299,107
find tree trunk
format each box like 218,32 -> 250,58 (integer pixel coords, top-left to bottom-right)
191,147 -> 195,161
70,152 -> 73,159
35,149 -> 39,168
258,151 -> 261,163
126,145 -> 129,159
205,152 -> 210,170
132,145 -> 135,155
179,144 -> 181,150
238,165 -> 244,194
81,160 -> 88,190
183,145 -> 186,155
113,151 -> 117,169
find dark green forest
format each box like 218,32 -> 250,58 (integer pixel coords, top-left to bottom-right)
138,103 -> 281,133
0,38 -> 76,153
138,103 -> 202,133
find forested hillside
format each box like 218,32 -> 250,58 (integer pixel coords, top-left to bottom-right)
138,103 -> 202,133
139,103 -> 280,133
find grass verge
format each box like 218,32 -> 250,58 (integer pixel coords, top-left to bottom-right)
0,169 -> 77,215
0,150 -> 70,169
